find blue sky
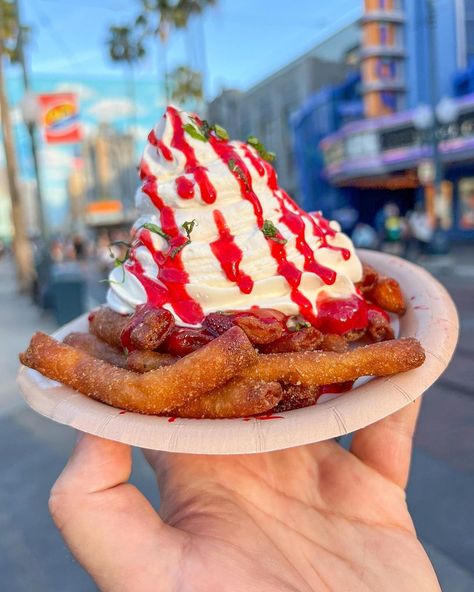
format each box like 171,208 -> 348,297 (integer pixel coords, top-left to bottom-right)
21,0 -> 361,97
2,0 -> 362,231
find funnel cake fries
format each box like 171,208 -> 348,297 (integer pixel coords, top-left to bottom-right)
20,107 -> 426,418
20,327 -> 257,415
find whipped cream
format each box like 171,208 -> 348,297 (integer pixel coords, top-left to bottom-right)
107,106 -> 363,326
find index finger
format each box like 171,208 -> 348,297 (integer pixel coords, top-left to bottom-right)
350,397 -> 422,489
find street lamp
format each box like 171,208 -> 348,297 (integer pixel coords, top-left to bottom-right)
20,90 -> 47,238
413,97 -> 458,250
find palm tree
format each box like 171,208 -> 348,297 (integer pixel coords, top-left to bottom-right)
134,0 -> 217,101
107,25 -> 146,136
169,65 -> 203,107
0,0 -> 33,291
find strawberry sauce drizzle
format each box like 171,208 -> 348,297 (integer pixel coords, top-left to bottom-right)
176,176 -> 195,199
210,210 -> 254,294
241,144 -> 266,176
208,135 -> 264,227
167,106 -> 216,204
148,130 -> 173,161
126,178 -> 204,325
275,193 -> 336,285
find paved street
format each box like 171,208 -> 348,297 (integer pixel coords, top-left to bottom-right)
0,251 -> 473,591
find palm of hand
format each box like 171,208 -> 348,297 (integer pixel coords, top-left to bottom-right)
151,443 -> 437,592
50,402 -> 440,592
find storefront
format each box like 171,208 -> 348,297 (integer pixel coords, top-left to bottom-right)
319,93 -> 474,241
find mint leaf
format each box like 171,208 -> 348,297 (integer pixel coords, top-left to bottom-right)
184,123 -> 207,142
212,123 -> 229,140
261,220 -> 287,244
182,219 -> 197,239
247,136 -> 276,162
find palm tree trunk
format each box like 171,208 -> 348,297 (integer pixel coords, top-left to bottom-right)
0,50 -> 33,291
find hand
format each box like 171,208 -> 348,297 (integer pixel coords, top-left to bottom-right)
49,399 -> 440,592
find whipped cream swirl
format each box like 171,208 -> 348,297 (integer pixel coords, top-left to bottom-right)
107,106 -> 363,326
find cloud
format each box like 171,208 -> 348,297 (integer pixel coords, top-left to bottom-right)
54,82 -> 96,101
87,98 -> 146,122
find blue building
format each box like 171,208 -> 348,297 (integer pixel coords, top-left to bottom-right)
292,0 -> 474,241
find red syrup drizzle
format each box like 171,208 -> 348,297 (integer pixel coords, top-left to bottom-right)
320,381 -> 354,395
210,210 -> 254,294
175,176 -> 195,199
168,417 -> 177,423
314,294 -> 368,335
125,177 -> 204,325
264,160 -> 350,263
242,413 -> 284,421
167,106 -> 216,204
207,135 -> 321,322
241,144 -> 266,176
120,302 -> 156,351
274,193 -> 336,285
208,135 -> 264,226
148,130 -> 173,161
139,159 -> 152,181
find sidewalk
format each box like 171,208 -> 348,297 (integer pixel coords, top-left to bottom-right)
0,252 -> 473,591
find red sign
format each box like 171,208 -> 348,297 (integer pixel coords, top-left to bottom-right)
38,92 -> 82,144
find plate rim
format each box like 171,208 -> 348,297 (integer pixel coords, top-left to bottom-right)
17,250 -> 459,454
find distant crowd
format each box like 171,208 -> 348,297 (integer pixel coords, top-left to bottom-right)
349,202 -> 449,258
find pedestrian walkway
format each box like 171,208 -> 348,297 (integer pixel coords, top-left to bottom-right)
0,252 -> 473,591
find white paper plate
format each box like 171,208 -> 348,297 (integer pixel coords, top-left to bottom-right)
17,250 -> 458,454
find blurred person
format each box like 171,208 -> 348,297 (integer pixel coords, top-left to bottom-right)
49,239 -> 64,263
351,222 -> 378,250
407,204 -> 433,260
48,400 -> 441,591
73,235 -> 87,261
378,203 -> 405,255
427,217 -> 450,256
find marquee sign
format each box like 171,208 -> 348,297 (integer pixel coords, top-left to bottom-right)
38,92 -> 82,144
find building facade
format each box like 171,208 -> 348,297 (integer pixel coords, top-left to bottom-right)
294,0 -> 474,241
207,23 -> 360,200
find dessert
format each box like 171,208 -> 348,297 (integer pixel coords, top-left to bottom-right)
20,106 -> 425,418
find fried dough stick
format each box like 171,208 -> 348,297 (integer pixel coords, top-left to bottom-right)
127,349 -> 177,372
366,277 -> 406,316
64,332 -> 177,371
64,332 -> 127,368
20,326 -> 257,415
172,379 -> 282,419
241,338 -> 425,387
88,307 -> 129,348
89,305 -> 174,351
273,384 -> 321,413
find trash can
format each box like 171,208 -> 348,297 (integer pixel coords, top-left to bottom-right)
50,263 -> 86,325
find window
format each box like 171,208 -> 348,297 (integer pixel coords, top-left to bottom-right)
458,177 -> 474,229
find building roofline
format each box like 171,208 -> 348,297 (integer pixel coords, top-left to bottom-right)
210,18 -> 361,101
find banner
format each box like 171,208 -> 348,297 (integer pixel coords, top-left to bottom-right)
38,92 -> 82,144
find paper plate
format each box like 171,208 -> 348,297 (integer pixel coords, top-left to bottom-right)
17,251 -> 459,454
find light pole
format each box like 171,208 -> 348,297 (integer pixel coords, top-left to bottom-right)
413,96 -> 458,245
14,0 -> 47,239
20,89 -> 47,238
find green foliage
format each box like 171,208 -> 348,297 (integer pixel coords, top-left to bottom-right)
107,25 -> 146,65
170,65 -> 203,105
0,0 -> 21,61
139,0 -> 217,38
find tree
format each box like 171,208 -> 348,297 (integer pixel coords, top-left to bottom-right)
124,0 -> 216,101
169,65 -> 203,107
107,25 -> 145,134
0,0 -> 33,291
